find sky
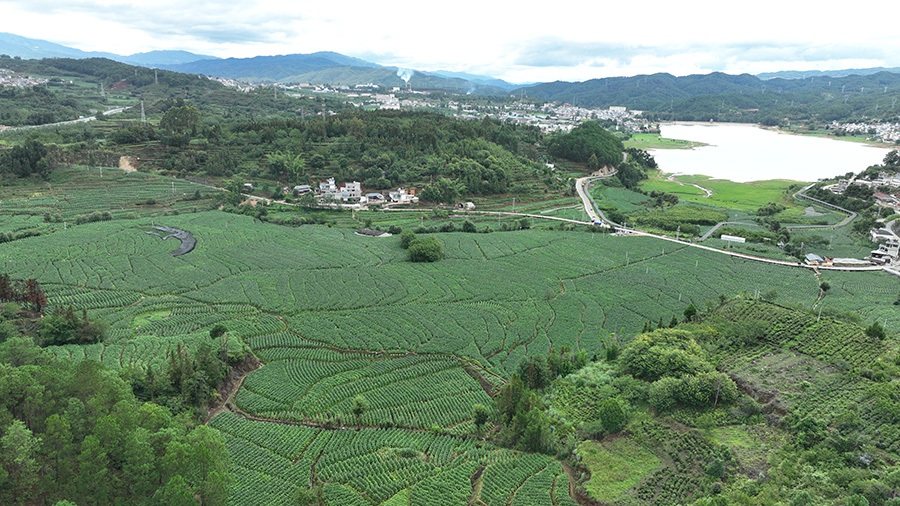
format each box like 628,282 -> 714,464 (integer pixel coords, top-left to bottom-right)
1,0 -> 899,84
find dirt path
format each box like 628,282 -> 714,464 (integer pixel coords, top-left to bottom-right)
666,173 -> 712,197
203,355 -> 262,424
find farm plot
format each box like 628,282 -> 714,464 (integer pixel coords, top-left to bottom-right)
210,412 -> 566,506
821,270 -> 900,329
0,165 -> 211,220
708,300 -> 900,450
236,348 -> 492,431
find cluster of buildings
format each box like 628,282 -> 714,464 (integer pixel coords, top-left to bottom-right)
281,178 -> 418,205
828,173 -> 900,201
0,69 -> 47,88
831,121 -> 900,144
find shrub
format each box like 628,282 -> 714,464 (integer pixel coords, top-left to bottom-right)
407,237 -> 444,262
399,230 -> 417,249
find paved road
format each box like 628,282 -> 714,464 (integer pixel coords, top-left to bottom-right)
576,172 -> 620,227
788,183 -> 857,230
699,222 -> 757,241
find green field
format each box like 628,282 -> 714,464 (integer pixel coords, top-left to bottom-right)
3,167 -> 899,505
639,170 -> 801,212
624,133 -> 708,150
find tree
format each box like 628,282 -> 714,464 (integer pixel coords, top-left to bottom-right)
351,395 -> 369,427
76,434 -> 111,502
186,425 -> 230,506
0,420 -> 41,505
209,324 -> 227,340
160,105 -> 201,146
399,230 -> 417,249
865,320 -> 886,340
683,303 -> 698,322
705,459 -> 725,480
407,237 -> 444,262
420,177 -> 463,204
2,140 -> 50,180
473,403 -> 490,439
547,122 -> 624,168
267,151 -> 306,180
788,491 -> 815,506
597,398 -> 627,434
846,494 -> 870,506
517,355 -> 548,390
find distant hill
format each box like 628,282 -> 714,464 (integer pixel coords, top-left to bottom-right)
517,72 -> 763,108
757,67 -> 900,80
277,66 -> 505,94
0,32 -> 513,96
0,32 -> 217,67
517,71 -> 900,123
158,52 -> 383,81
120,50 -> 220,67
0,32 -> 120,61
423,70 -> 528,91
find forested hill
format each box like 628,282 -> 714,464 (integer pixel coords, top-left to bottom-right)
0,56 -> 339,127
156,52 -> 383,81
517,71 -> 900,124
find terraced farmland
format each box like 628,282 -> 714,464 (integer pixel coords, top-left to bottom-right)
3,185 -> 898,504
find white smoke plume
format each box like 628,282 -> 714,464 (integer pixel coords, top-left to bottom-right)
396,68 -> 413,83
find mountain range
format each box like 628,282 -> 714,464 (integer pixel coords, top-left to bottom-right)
3,31 -> 899,99
0,32 -> 522,94
0,32 -> 218,67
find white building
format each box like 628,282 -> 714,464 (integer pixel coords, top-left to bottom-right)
340,181 -> 362,201
388,188 -> 419,203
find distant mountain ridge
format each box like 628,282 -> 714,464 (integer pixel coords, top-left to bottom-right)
757,67 -> 900,80
0,32 -> 218,66
155,52 -> 383,80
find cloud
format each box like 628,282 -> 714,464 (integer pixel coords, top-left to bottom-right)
1,0 -> 899,82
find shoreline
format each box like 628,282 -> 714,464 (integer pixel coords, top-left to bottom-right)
658,121 -> 894,149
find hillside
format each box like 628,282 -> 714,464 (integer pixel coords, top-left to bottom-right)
2,162 -> 899,504
157,52 -> 383,81
3,46 -> 900,506
0,55 -> 346,127
0,31 -> 216,65
518,71 -> 900,124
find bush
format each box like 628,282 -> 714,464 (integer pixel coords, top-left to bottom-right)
399,230 -> 417,249
407,237 -> 444,262
597,398 -> 627,434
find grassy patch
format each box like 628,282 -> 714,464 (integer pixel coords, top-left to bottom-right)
624,133 -> 708,150
640,170 -> 800,212
577,438 -> 661,502
708,425 -> 787,478
132,309 -> 171,331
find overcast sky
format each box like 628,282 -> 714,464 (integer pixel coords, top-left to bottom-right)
1,0 -> 898,83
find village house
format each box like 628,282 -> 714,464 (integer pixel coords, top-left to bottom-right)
869,240 -> 900,264
388,188 -> 418,203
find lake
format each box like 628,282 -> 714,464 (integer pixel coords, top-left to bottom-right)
651,123 -> 892,182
